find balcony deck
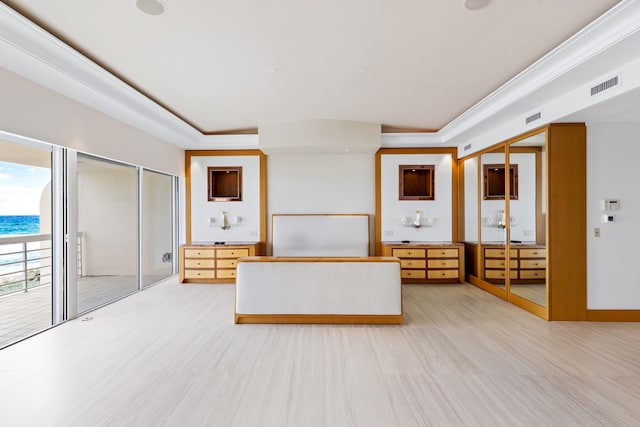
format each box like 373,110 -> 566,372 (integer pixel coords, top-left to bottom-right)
0,275 -> 164,348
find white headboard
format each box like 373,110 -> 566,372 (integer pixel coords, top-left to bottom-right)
272,214 -> 370,257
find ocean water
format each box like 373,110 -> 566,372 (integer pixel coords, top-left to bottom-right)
0,216 -> 44,290
0,215 -> 40,237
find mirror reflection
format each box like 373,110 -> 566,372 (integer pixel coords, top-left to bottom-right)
508,132 -> 547,307
480,146 -> 508,292
463,157 -> 479,277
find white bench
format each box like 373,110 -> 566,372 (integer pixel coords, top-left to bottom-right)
235,257 -> 403,324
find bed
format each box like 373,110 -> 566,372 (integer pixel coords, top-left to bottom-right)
234,214 -> 403,324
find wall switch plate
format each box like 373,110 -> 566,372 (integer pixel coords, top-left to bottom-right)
594,227 -> 600,237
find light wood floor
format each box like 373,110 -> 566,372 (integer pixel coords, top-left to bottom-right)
0,275 -> 168,348
1,280 -> 639,426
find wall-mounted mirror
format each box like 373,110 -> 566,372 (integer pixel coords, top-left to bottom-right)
508,132 -> 547,307
463,157 -> 479,277
480,146 -> 508,294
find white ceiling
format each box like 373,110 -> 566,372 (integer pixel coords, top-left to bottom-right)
2,0 -> 621,134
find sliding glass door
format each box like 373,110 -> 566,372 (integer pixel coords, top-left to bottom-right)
76,154 -> 138,313
0,139 -> 53,348
142,170 -> 175,287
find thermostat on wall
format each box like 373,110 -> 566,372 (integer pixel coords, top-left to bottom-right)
602,199 -> 620,211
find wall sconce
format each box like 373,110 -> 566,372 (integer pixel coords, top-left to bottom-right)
484,210 -> 517,229
401,210 -> 434,228
209,211 -> 242,230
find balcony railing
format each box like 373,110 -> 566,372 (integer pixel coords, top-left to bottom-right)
0,232 -> 83,297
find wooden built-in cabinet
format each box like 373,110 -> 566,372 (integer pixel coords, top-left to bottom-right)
179,243 -> 260,283
381,243 -> 464,284
460,123 -> 586,320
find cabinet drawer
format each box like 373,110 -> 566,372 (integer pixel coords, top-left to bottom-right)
184,249 -> 215,258
485,269 -> 518,279
519,249 -> 546,258
400,259 -> 426,269
520,259 -> 546,269
485,259 -> 517,269
427,270 -> 459,279
427,248 -> 459,258
217,248 -> 249,258
217,259 -> 238,269
485,248 -> 517,258
217,269 -> 237,279
184,270 -> 216,279
401,270 -> 426,279
184,259 -> 215,269
520,270 -> 545,279
393,249 -> 425,258
427,259 -> 459,268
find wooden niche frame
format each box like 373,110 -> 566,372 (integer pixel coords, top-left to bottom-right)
483,164 -> 518,200
399,164 -> 435,200
208,166 -> 242,202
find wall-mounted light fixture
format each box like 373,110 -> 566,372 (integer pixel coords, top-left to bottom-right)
401,210 -> 434,228
209,212 -> 242,230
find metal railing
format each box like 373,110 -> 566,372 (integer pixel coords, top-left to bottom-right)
0,232 -> 83,297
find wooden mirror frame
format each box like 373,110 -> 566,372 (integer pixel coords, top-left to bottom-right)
483,164 -> 518,200
399,164 -> 435,200
208,166 -> 242,201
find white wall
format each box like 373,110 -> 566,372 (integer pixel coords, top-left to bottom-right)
190,155 -> 261,242
506,153 -> 537,242
0,67 -> 184,176
380,153 -> 453,242
587,122 -> 640,309
268,154 -> 375,253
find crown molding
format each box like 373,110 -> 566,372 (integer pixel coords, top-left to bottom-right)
0,3 -> 200,148
381,133 -> 443,147
440,0 -> 640,144
1,1 -> 639,151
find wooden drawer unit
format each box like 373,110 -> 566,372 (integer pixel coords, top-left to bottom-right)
482,244 -> 546,284
392,248 -> 425,258
400,259 -> 426,269
382,243 -> 464,284
180,243 -> 259,283
184,259 -> 215,269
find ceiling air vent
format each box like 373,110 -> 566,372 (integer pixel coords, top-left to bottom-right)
525,112 -> 541,125
591,76 -> 619,96
464,144 -> 472,151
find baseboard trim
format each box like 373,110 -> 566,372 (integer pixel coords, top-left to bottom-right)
587,310 -> 640,322
234,313 -> 403,325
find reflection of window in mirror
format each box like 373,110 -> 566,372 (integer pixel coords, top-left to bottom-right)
483,164 -> 518,200
399,164 -> 435,200
208,166 -> 242,201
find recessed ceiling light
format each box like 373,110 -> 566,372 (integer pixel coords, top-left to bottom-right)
269,68 -> 279,73
463,0 -> 490,11
136,0 -> 166,16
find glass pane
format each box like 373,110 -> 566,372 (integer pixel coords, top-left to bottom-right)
480,147 -> 507,293
0,140 -> 52,348
508,132 -> 547,307
142,170 -> 173,287
463,157 -> 479,276
77,154 -> 138,313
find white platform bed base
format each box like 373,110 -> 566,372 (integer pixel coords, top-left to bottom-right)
235,257 -> 403,325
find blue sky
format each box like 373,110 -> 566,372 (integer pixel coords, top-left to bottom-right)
0,161 -> 51,215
